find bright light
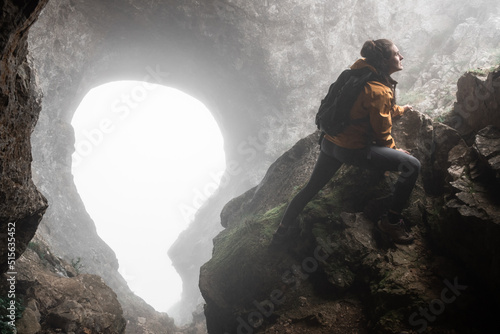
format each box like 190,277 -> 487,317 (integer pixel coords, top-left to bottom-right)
71,81 -> 226,313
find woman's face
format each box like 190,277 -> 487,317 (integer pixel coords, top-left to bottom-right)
387,44 -> 404,74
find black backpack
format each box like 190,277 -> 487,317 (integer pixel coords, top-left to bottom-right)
315,66 -> 379,136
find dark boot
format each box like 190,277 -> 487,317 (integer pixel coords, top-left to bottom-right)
377,214 -> 414,244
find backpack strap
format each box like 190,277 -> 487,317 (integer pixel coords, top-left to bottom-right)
316,66 -> 383,138
344,69 -> 383,125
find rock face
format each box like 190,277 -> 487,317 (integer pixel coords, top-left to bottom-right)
2,0 -> 500,332
446,70 -> 500,140
0,0 -> 49,273
200,101 -> 500,333
0,1 -> 125,331
24,0 -> 500,328
5,238 -> 126,334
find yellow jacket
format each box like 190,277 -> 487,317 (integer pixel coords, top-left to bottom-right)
325,59 -> 404,149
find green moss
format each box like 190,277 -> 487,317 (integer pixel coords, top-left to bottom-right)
435,115 -> 445,123
71,257 -> 84,274
202,202 -> 300,309
0,297 -> 24,334
27,241 -> 45,260
255,203 -> 287,238
255,203 -> 286,224
208,224 -> 254,269
206,204 -> 284,272
468,65 -> 499,76
374,309 -> 407,334
303,187 -> 341,223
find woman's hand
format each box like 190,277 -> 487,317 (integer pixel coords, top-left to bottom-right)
402,105 -> 413,112
396,148 -> 410,154
393,104 -> 413,119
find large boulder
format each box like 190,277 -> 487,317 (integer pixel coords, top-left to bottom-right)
7,239 -> 127,334
426,125 -> 500,301
445,69 -> 500,140
200,103 -> 500,333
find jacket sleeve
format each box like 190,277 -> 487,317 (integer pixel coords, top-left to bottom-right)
363,84 -> 396,148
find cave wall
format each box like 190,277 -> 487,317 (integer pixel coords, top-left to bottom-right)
0,0 -> 496,330
0,0 -> 49,273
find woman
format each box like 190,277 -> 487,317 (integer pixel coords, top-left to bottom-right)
272,39 -> 421,245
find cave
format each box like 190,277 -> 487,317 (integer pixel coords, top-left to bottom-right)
2,0 -> 500,333
27,0 -> 290,327
70,80 -> 226,315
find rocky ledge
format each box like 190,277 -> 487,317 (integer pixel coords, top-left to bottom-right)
1,237 -> 126,334
199,68 -> 500,333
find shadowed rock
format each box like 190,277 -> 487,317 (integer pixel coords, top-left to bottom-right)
200,101 -> 500,333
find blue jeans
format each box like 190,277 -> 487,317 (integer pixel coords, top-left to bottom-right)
280,138 -> 421,226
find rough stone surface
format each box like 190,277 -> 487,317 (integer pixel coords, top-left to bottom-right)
15,299 -> 42,334
445,69 -> 500,140
0,0 -> 49,273
475,125 -> 500,180
1,0 -> 500,332
430,122 -> 500,304
4,239 -> 127,334
200,103 -> 500,333
24,1 -> 499,326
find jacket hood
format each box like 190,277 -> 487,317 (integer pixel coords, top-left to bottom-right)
350,58 -> 378,72
351,58 -> 398,86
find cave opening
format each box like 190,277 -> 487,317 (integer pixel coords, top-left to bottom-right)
70,80 -> 226,313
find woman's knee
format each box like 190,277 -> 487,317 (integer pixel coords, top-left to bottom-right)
401,155 -> 421,178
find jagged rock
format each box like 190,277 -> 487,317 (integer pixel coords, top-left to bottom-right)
200,108 -> 500,333
0,0 -> 49,273
422,125 -> 500,307
391,109 -> 464,195
446,70 -> 500,140
45,300 -> 86,332
475,125 -> 500,180
220,132 -> 322,229
15,300 -> 42,334
11,243 -> 126,334
2,0 -> 500,332
22,0 -> 500,327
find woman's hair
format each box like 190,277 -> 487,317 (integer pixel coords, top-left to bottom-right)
360,39 -> 394,75
360,39 -> 397,102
